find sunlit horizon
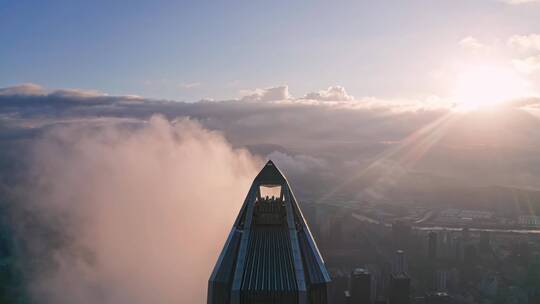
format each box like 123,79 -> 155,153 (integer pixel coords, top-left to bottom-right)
450,65 -> 536,110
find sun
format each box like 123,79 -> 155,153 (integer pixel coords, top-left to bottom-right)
453,65 -> 530,109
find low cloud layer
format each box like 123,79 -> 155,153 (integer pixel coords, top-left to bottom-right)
508,34 -> 540,52
507,34 -> 540,74
0,83 -> 110,99
1,83 -> 539,194
12,116 -> 259,304
500,0 -> 540,5
240,85 -> 291,102
2,83 -> 540,302
459,36 -> 490,53
303,86 -> 354,101
239,85 -> 355,103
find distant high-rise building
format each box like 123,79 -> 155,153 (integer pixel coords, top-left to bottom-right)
389,250 -> 410,304
479,275 -> 498,297
425,291 -> 452,304
392,250 -> 407,275
349,268 -> 372,304
439,231 -> 457,260
389,273 -> 410,304
428,231 -> 437,260
208,160 -> 331,304
435,270 -> 447,291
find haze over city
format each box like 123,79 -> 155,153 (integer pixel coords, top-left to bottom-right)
1,1 -> 540,304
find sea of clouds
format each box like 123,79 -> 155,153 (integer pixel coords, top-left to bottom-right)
1,83 -> 540,303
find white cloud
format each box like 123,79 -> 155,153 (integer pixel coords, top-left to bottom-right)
512,54 -> 540,73
303,85 -> 354,101
22,116 -> 259,304
508,34 -> 540,74
178,82 -> 201,89
50,88 -> 105,98
500,0 -> 540,4
0,83 -> 109,99
459,36 -> 488,52
0,83 -> 46,96
508,34 -> 540,52
240,85 -> 291,102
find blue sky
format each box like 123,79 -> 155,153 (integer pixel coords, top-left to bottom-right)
1,0 -> 540,102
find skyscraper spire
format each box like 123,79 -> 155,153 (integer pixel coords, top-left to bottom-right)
208,160 -> 331,304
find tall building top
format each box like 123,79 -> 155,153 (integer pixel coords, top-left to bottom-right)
208,160 -> 331,304
352,268 -> 370,276
393,250 -> 408,275
253,159 -> 287,185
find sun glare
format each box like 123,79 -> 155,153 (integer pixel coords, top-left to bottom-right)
453,65 -> 530,109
